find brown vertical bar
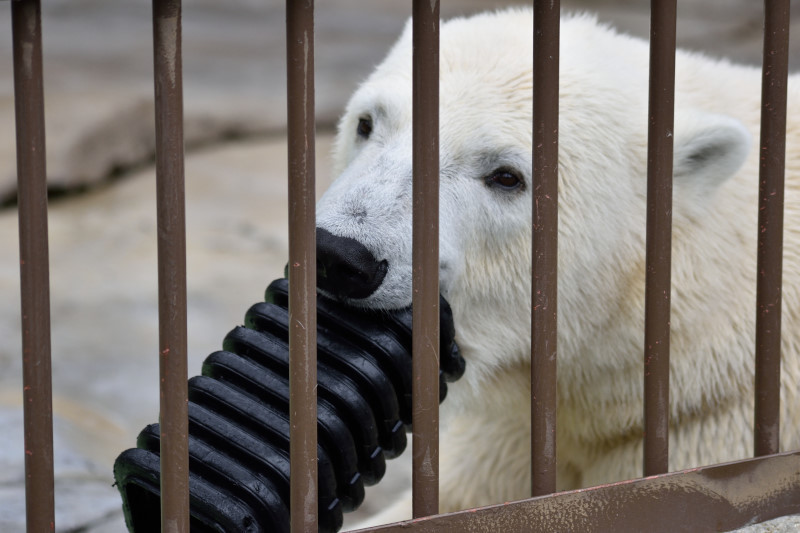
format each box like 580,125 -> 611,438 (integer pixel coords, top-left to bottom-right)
412,0 -> 440,519
643,0 -> 676,477
11,1 -> 55,531
531,0 -> 560,497
286,2 -> 318,531
754,0 -> 790,458
152,1 -> 190,531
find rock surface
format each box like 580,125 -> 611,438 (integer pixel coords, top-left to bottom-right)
1,1 -> 800,531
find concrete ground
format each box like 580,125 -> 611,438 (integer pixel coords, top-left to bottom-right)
1,1 -> 800,531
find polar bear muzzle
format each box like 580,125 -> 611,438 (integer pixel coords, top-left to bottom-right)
317,227 -> 388,300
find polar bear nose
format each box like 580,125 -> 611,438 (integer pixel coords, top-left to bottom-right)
316,227 -> 388,300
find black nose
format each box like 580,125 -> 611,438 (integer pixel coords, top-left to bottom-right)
316,227 -> 388,300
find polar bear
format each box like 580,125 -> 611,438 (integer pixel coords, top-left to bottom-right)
314,7 -> 800,525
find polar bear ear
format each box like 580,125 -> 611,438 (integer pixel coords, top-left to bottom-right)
672,111 -> 751,187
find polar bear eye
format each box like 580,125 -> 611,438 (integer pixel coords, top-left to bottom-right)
485,169 -> 523,191
357,117 -> 373,139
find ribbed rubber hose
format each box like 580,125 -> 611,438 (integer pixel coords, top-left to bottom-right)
114,278 -> 464,533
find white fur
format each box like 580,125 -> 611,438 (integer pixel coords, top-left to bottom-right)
316,8 -> 800,525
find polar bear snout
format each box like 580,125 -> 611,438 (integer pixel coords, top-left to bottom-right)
316,227 -> 389,300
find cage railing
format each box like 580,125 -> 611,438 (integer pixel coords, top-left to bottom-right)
8,0 -> 799,531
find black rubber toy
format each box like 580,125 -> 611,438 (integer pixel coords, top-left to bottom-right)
113,278 -> 464,533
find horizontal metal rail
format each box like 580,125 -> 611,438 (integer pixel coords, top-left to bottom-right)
357,451 -> 800,532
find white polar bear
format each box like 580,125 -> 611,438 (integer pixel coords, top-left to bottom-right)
314,7 -> 800,525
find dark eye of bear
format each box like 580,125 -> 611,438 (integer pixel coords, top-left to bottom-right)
357,117 -> 373,138
485,169 -> 523,191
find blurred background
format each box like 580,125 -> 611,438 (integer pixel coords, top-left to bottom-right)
1,1 -> 799,531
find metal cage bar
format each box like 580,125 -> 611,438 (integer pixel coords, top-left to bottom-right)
643,0 -> 677,477
152,0 -> 190,530
531,0 -> 560,497
754,0 -> 790,458
411,0 -> 441,519
11,0 -> 56,531
286,1 -> 318,531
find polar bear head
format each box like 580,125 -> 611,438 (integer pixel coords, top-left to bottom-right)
315,9 -> 752,383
